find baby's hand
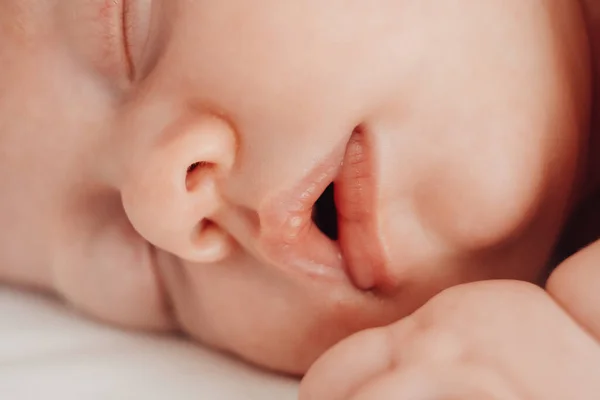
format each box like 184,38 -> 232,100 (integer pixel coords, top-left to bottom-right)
299,281 -> 600,399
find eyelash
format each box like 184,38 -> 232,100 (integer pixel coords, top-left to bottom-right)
121,0 -> 136,80
97,0 -> 136,82
93,0 -> 154,85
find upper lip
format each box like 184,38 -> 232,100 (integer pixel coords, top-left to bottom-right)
255,138 -> 347,282
256,129 -> 387,289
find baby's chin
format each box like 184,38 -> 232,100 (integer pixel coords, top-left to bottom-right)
157,250 -> 544,375
156,256 -> 424,375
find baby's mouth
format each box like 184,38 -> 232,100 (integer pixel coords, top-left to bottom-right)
257,129 -> 386,290
312,183 -> 338,241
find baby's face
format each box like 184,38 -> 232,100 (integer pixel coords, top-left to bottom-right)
0,0 -> 590,373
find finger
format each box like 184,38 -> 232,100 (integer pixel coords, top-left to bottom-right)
547,239 -> 600,340
299,326 -> 395,400
349,365 -> 520,400
349,367 -> 436,400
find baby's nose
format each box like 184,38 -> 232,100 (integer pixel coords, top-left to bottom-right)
121,114 -> 237,263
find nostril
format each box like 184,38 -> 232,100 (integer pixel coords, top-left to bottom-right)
189,219 -> 233,263
192,218 -> 212,242
185,161 -> 215,191
187,162 -> 201,173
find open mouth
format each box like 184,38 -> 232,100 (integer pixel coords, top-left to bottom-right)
312,183 -> 339,241
257,128 -> 385,290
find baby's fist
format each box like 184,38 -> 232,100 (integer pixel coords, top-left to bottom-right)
299,281 -> 600,399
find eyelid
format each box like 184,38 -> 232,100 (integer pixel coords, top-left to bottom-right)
122,0 -> 135,80
122,0 -> 154,82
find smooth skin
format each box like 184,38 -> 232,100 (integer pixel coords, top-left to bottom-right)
1,0 -> 600,396
302,1 -> 600,397
301,280 -> 600,399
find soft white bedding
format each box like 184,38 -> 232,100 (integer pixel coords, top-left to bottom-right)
0,288 -> 299,399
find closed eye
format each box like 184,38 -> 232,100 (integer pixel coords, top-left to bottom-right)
92,0 -> 134,82
122,0 -> 136,80
95,0 -> 151,83
120,0 -> 155,82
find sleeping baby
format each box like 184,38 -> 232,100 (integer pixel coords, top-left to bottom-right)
1,0 -> 600,398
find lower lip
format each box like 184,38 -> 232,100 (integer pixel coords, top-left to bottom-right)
260,224 -> 348,281
335,128 -> 383,290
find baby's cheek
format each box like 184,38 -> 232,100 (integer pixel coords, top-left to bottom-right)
409,95 -> 585,256
417,140 -> 549,251
369,108 -> 582,291
371,0 -> 588,267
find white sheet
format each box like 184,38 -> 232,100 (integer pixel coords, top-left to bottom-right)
0,288 -> 299,399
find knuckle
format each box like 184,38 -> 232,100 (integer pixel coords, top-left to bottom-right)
390,314 -> 472,366
425,280 -> 549,325
413,324 -> 471,366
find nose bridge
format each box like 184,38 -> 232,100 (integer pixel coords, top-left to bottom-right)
121,113 -> 237,264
